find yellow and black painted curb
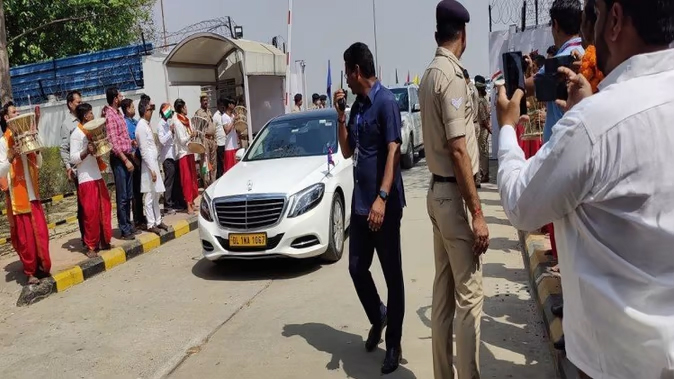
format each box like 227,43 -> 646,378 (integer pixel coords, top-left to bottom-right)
16,216 -> 198,307
518,231 -> 581,379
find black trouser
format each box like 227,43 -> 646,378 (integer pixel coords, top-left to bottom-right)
348,207 -> 405,348
216,145 -> 226,179
132,153 -> 146,226
162,158 -> 186,210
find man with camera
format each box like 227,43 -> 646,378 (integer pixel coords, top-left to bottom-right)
496,1 -> 674,378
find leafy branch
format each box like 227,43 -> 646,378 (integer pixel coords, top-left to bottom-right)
8,15 -> 90,45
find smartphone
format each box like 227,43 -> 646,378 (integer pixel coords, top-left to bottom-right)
534,55 -> 575,102
501,51 -> 528,115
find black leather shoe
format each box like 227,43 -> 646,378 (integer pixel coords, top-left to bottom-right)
381,346 -> 402,374
365,315 -> 387,352
553,335 -> 565,351
551,304 -> 564,318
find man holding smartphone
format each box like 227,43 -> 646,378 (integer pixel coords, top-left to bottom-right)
333,42 -> 406,375
419,1 -> 489,378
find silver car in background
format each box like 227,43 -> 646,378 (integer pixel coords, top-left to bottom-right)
390,84 -> 424,169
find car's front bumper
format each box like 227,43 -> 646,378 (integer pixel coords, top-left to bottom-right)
198,197 -> 332,260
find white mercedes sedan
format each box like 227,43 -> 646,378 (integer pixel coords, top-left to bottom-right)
198,109 -> 353,263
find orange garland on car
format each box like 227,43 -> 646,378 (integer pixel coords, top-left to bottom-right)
580,45 -> 605,93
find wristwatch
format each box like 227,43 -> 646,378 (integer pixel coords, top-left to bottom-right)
378,190 -> 388,201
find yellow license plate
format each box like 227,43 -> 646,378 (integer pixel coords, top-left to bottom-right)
229,233 -> 267,247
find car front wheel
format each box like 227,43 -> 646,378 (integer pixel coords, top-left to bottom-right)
320,193 -> 345,263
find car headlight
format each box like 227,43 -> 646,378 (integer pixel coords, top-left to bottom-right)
288,183 -> 325,218
200,193 -> 213,222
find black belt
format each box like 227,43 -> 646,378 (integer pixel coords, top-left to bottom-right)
432,174 -> 457,183
432,174 -> 478,183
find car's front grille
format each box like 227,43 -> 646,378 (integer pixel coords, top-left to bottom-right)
214,195 -> 286,230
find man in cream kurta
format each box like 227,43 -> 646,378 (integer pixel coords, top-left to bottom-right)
135,98 -> 167,235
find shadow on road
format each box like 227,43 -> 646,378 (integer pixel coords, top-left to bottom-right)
191,257 -> 322,282
412,259 -> 554,378
282,323 -> 417,379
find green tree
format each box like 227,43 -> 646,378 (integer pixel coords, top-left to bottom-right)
5,0 -> 155,66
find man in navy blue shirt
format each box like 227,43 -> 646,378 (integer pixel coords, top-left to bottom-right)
334,42 -> 406,375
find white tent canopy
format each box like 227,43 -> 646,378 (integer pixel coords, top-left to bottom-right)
163,32 -> 286,86
163,33 -> 287,140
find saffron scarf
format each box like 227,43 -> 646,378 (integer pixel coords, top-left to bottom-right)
77,123 -> 108,171
177,113 -> 192,134
3,129 -> 40,214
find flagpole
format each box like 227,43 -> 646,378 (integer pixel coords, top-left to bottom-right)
372,0 -> 379,70
285,0 -> 293,113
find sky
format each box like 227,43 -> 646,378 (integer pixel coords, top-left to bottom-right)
153,0 -> 506,95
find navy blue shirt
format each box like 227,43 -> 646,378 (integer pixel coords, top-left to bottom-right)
347,81 -> 406,216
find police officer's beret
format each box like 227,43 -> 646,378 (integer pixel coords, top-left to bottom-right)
474,75 -> 487,88
436,0 -> 470,24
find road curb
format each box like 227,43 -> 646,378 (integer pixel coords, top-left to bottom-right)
518,231 -> 581,379
16,216 -> 198,307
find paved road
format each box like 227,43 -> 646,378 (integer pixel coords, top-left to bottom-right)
0,159 -> 556,379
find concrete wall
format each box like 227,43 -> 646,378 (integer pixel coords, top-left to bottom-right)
18,53 -> 202,147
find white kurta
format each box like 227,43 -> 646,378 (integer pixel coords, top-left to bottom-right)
135,119 -> 165,194
497,49 -> 674,379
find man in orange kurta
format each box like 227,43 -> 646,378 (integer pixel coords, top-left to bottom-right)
0,102 -> 50,285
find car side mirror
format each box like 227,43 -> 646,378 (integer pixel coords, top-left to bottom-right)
235,148 -> 246,162
412,103 -> 421,113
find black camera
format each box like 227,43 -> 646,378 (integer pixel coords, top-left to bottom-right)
534,55 -> 575,102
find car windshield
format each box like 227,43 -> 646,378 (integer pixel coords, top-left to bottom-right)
244,114 -> 338,161
390,88 -> 409,112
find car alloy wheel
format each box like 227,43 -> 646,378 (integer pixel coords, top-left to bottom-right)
333,199 -> 344,253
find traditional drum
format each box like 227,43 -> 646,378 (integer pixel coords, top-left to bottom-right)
7,113 -> 42,154
188,116 -> 208,155
83,118 -> 113,157
522,96 -> 544,141
233,105 -> 249,147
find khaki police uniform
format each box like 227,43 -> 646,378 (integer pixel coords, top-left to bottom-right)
291,104 -> 302,113
419,46 -> 483,379
477,95 -> 491,180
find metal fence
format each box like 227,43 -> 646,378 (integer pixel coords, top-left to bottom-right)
489,0 -> 557,32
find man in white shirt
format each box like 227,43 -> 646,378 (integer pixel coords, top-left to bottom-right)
69,103 -> 113,258
157,104 -> 184,213
495,1 -> 674,378
0,102 -> 51,285
221,97 -> 239,173
136,98 -> 168,235
213,97 -> 227,179
59,90 -> 85,244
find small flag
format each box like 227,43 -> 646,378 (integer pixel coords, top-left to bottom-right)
413,75 -> 420,85
327,60 -> 332,108
395,69 -> 399,84
327,144 -> 335,170
491,70 -> 505,86
406,71 -> 410,84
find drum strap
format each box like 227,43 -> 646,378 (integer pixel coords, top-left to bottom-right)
78,123 -> 107,171
3,129 -> 39,214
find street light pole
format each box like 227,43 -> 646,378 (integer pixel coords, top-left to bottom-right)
372,0 -> 379,74
296,60 -> 307,110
